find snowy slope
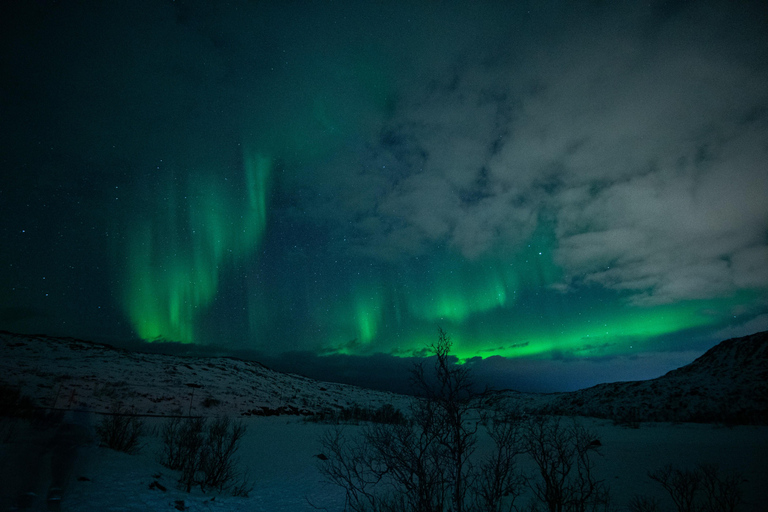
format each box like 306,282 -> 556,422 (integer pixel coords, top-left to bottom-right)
2,329 -> 766,424
537,331 -> 768,424
3,330 -> 768,510
0,331 -> 412,417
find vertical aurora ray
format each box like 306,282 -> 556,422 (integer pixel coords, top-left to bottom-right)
122,148 -> 272,343
403,220 -> 562,324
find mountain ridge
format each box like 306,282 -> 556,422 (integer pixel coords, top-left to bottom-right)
0,330 -> 411,417
535,330 -> 768,424
2,329 -> 766,424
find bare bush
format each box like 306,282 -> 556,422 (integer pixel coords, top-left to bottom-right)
95,403 -> 144,454
199,416 -> 247,492
319,427 -> 382,512
648,464 -> 699,512
411,326 -> 479,512
160,416 -> 203,476
321,422 -> 447,512
0,384 -> 34,418
159,415 -> 250,495
474,408 -> 527,512
318,328 -> 614,512
522,415 -> 610,512
308,403 -> 409,426
319,328 -> 528,512
627,495 -> 660,512
698,463 -> 743,512
647,463 -> 743,512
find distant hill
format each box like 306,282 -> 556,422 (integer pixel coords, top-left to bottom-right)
536,330 -> 768,424
0,331 -> 411,417
2,330 -> 766,424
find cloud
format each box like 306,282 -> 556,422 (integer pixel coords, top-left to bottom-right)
312,0 -> 768,307
554,122 -> 768,304
713,313 -> 768,341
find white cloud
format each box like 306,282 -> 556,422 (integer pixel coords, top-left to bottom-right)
278,0 -> 768,307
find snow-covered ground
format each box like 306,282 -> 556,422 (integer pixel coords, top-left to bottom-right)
0,331 -> 413,418
2,330 -> 767,510
2,414 -> 766,511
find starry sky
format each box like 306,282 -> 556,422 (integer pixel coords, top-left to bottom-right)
1,0 -> 767,393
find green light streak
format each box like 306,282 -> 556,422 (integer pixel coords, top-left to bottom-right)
122,148 -> 272,343
311,218 -> 753,365
405,221 -> 561,323
321,280 -> 386,353
445,293 -> 747,362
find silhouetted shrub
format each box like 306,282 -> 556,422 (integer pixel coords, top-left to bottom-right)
522,415 -> 611,512
202,396 -> 221,408
159,415 -> 251,495
96,403 -> 144,454
474,408 -> 527,512
320,327 -> 530,512
646,463 -> 743,512
628,495 -> 660,512
0,384 -> 35,419
308,403 -> 409,426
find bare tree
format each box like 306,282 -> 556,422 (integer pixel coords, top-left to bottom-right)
698,463 -> 743,512
96,402 -> 144,454
474,407 -> 527,512
411,326 -> 479,512
321,328 -> 613,512
648,465 -> 700,512
159,415 -> 250,495
320,327 -> 484,512
522,415 -> 610,512
647,463 -> 743,512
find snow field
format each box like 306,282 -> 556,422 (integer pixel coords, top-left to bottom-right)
54,416 -> 768,511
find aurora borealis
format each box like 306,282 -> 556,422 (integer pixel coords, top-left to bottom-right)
122,149 -> 272,343
2,0 -> 767,392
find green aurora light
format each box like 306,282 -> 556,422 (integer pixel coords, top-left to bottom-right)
308,225 -> 754,362
122,149 -> 272,343
102,5 -> 765,364
119,173 -> 757,364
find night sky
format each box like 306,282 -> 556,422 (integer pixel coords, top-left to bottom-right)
2,0 -> 767,393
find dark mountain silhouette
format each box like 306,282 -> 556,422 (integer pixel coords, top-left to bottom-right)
538,331 -> 768,424
2,329 -> 766,424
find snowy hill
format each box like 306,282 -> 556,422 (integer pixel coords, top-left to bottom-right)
0,331 -> 411,417
537,331 -> 768,424
2,329 -> 766,425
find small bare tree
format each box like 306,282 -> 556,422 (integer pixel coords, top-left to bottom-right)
474,407 -> 527,512
96,403 -> 144,454
320,327 -> 529,512
648,464 -> 700,512
647,463 -> 743,512
318,328 -> 616,512
317,328 -> 464,511
411,326 -> 479,512
522,415 -> 610,512
199,416 -> 247,492
159,415 -> 250,495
